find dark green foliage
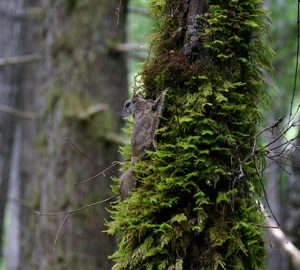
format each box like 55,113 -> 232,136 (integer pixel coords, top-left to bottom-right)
108,0 -> 272,269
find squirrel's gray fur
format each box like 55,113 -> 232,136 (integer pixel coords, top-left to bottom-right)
120,90 -> 167,200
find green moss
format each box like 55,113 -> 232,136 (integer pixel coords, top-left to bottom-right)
57,168 -> 77,209
44,83 -> 62,116
36,128 -> 47,157
61,91 -> 90,121
108,0 -> 272,269
30,179 -> 41,210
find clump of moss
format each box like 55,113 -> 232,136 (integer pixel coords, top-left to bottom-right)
108,0 -> 272,269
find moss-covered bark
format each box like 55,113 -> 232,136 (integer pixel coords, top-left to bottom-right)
17,0 -> 128,269
108,0 -> 272,269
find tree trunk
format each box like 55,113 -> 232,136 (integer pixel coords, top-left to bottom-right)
265,129 -> 289,270
5,0 -> 128,269
284,132 -> 300,270
0,0 -> 27,259
5,125 -> 22,270
108,0 -> 272,269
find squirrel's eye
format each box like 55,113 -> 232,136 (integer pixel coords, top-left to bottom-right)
125,101 -> 131,108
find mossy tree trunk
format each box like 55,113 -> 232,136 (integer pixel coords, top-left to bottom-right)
108,0 -> 272,269
8,0 -> 128,269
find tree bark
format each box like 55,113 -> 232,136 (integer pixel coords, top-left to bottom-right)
0,0 -> 27,259
265,127 -> 289,270
5,0 -> 128,269
183,0 -> 209,61
284,133 -> 300,270
5,125 -> 22,270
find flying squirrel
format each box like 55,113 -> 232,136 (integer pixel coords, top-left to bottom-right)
119,89 -> 168,200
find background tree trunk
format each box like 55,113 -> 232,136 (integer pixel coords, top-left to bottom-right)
265,128 -> 289,270
284,132 -> 300,270
0,0 -> 27,260
263,0 -> 300,267
4,0 -> 128,269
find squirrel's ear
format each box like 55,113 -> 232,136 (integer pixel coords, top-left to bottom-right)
152,96 -> 161,111
152,89 -> 168,111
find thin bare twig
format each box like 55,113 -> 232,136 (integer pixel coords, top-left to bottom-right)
115,0 -> 122,27
253,157 -> 281,227
114,43 -> 149,52
268,137 -> 297,152
53,212 -> 70,248
34,194 -> 119,247
239,116 -> 284,148
34,194 -> 119,217
65,137 -> 102,167
266,155 -> 292,175
75,162 -> 119,185
277,126 -> 300,150
264,119 -> 296,149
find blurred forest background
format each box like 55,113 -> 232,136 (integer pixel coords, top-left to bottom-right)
0,0 -> 299,269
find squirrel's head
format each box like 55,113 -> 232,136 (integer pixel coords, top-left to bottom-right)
123,89 -> 167,115
123,93 -> 144,114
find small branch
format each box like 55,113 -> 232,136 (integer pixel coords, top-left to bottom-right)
262,202 -> 300,268
127,51 -> 147,61
34,194 -> 119,247
101,132 -> 126,145
53,212 -> 70,248
114,43 -> 149,52
115,0 -> 122,27
65,137 -> 122,181
75,162 -> 119,185
253,157 -> 281,227
239,116 -> 284,148
78,103 -> 109,120
128,6 -> 149,16
65,137 -> 102,167
0,103 -> 39,120
277,126 -> 300,150
268,137 -> 297,152
265,118 -> 294,149
266,155 -> 292,176
0,54 -> 40,67
34,194 -> 119,217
